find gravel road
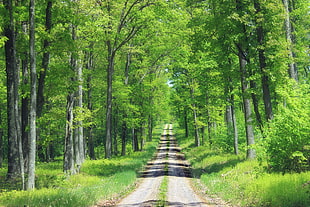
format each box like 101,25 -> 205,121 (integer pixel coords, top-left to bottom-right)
116,124 -> 215,207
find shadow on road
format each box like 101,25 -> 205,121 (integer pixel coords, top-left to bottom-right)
139,135 -> 192,179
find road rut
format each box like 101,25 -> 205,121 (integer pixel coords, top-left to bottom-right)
117,124 -> 211,207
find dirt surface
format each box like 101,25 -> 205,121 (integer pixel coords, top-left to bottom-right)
116,124 -> 228,207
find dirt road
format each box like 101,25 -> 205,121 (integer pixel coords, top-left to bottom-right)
116,124 -> 213,207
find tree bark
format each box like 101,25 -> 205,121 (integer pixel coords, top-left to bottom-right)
37,0 -> 52,162
105,42 -> 114,158
121,121 -> 127,156
27,0 -> 36,190
21,36 -> 29,172
184,109 -> 188,138
249,78 -> 263,133
226,98 -> 239,155
148,115 -> 153,142
190,87 -> 200,147
86,50 -> 95,160
37,0 -> 52,117
4,0 -> 25,187
238,47 -> 256,159
64,93 -> 75,175
132,128 -> 139,152
231,102 -> 238,155
254,0 -> 273,121
74,63 -> 84,171
282,0 -> 298,82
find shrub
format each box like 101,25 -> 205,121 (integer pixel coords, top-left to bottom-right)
265,84 -> 310,173
265,106 -> 310,173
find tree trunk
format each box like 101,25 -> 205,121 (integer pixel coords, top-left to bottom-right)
113,110 -> 118,155
192,104 -> 200,147
37,0 -> 52,117
21,46 -> 29,172
226,101 -> 239,155
282,0 -> 298,82
254,0 -> 273,121
37,0 -> 52,162
201,126 -> 205,146
190,87 -> 200,147
86,50 -> 95,160
230,94 -> 239,155
238,47 -> 255,159
249,79 -> 263,133
148,115 -> 153,142
105,41 -> 114,158
140,125 -> 146,150
121,121 -> 127,156
184,109 -> 188,138
4,0 -> 25,187
74,62 -> 84,172
27,0 -> 36,190
132,128 -> 139,152
64,93 -> 75,175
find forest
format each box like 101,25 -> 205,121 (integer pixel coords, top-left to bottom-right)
0,0 -> 309,206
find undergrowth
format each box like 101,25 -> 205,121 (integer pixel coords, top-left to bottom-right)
0,126 -> 162,207
177,129 -> 310,207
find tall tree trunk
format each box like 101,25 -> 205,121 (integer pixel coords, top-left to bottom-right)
86,50 -> 95,160
190,87 -> 200,147
147,115 -> 153,142
121,121 -> 127,156
140,125 -> 146,150
282,0 -> 298,81
132,128 -> 139,152
249,79 -> 263,133
27,0 -> 36,190
184,109 -> 188,138
21,45 -> 29,171
37,0 -> 52,162
225,78 -> 239,155
64,93 -> 75,175
113,109 -> 118,155
238,47 -> 255,159
105,41 -> 114,158
120,51 -> 131,156
74,63 -> 84,172
37,0 -> 52,117
4,0 -> 25,188
254,0 -> 273,121
226,100 -> 239,155
231,103 -> 238,155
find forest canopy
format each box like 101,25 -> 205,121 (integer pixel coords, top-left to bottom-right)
0,0 -> 309,191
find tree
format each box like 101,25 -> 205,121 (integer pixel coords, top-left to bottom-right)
27,0 -> 37,190
253,0 -> 273,121
4,0 -> 25,186
101,0 -> 155,158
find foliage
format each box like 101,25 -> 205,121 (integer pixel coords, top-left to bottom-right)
178,129 -> 310,207
0,136 -> 158,206
264,84 -> 310,173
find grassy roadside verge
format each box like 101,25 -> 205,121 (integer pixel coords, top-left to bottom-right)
176,130 -> 310,207
0,127 -> 162,207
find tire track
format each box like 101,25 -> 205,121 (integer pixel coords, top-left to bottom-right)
117,124 -> 212,207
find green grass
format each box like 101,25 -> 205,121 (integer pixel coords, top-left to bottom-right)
0,127 -> 161,207
157,176 -> 168,207
176,129 -> 310,207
